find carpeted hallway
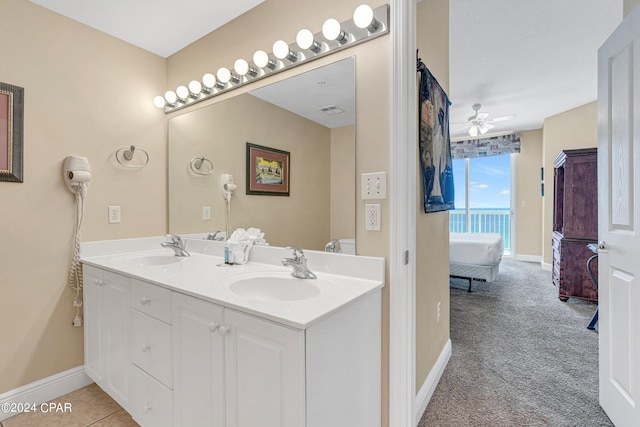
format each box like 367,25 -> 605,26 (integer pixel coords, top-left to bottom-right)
419,258 -> 612,427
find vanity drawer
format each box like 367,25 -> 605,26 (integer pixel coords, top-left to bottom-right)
130,365 -> 172,427
131,309 -> 173,388
131,279 -> 171,323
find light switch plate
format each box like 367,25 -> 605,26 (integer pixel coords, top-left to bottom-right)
361,172 -> 387,200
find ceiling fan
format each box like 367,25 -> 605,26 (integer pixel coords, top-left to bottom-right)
453,103 -> 517,137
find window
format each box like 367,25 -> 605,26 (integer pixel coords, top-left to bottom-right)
450,154 -> 512,253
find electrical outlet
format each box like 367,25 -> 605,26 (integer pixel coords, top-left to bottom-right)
108,206 -> 121,224
437,302 -> 441,322
203,206 -> 211,220
365,203 -> 381,231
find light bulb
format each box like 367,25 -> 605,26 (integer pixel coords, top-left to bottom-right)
273,40 -> 290,59
164,90 -> 177,105
322,18 -> 348,43
202,73 -> 216,90
234,59 -> 249,76
253,50 -> 269,68
273,40 -> 298,62
153,96 -> 166,108
176,85 -> 189,101
353,4 -> 378,31
217,67 -> 231,84
296,29 -> 322,53
188,80 -> 202,96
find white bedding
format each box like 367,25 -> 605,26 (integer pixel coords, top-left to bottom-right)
450,232 -> 504,265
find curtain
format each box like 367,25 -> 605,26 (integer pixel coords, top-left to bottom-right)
451,133 -> 521,160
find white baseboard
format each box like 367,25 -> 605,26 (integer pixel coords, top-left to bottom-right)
0,366 -> 93,422
514,254 -> 542,263
414,339 -> 452,426
541,262 -> 552,271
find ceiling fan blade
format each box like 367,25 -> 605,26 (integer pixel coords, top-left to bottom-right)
487,114 -> 517,123
453,123 -> 473,132
479,123 -> 495,134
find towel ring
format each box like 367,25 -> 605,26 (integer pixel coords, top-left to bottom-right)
116,145 -> 149,168
190,156 -> 213,176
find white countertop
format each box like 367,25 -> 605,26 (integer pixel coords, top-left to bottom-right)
81,237 -> 385,329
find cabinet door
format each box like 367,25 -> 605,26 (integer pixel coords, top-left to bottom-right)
83,265 -> 104,383
172,293 -> 225,427
562,155 -> 598,239
101,271 -> 131,407
82,266 -> 130,408
223,309 -> 304,427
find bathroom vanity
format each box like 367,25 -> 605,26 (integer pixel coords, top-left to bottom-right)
81,237 -> 384,427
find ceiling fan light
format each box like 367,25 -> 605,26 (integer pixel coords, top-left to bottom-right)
479,124 -> 490,134
469,125 -> 478,137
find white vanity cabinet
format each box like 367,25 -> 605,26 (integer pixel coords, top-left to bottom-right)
83,261 -> 382,427
83,265 -> 131,408
172,293 -> 304,427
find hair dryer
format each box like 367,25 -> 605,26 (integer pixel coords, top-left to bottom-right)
63,156 -> 91,198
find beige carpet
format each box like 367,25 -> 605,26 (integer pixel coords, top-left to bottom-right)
419,258 -> 612,427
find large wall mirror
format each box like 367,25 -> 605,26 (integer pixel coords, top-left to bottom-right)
168,57 -> 356,253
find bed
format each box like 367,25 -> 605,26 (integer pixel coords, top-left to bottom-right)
450,232 -> 504,291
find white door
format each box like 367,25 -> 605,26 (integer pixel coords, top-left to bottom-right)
597,5 -> 640,426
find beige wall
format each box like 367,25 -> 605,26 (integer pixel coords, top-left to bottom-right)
514,129 -> 544,257
625,0 -> 640,16
0,0 -> 166,392
541,102 -> 598,265
330,125 -> 356,242
168,93 -> 332,250
415,0 -> 451,391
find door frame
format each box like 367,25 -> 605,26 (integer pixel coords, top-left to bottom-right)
389,0 -> 417,426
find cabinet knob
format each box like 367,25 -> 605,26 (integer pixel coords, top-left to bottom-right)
219,326 -> 231,336
95,279 -> 106,287
209,323 -> 220,333
140,297 -> 151,305
143,404 -> 152,413
141,344 -> 151,352
598,240 -> 606,249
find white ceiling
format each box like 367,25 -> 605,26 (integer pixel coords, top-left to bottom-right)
448,0 -> 622,139
30,0 -> 623,136
249,58 -> 355,129
30,0 -> 265,58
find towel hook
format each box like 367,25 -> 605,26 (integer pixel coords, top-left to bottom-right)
190,156 -> 213,176
116,145 -> 149,168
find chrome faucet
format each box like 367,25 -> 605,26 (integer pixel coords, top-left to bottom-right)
281,247 -> 317,279
325,239 -> 341,253
161,234 -> 190,257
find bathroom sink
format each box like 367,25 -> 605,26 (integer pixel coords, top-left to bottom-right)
227,273 -> 323,302
121,253 -> 186,267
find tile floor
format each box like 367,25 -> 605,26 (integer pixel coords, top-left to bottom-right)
1,384 -> 138,427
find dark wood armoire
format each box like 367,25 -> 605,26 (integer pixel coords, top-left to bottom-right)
551,148 -> 598,302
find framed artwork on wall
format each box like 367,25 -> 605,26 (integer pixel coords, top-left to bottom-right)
246,142 -> 290,196
0,82 -> 24,183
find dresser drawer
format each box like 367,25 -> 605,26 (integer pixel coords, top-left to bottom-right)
130,365 -> 172,427
131,310 -> 172,388
131,279 -> 171,323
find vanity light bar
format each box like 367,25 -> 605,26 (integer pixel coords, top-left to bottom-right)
154,4 -> 389,113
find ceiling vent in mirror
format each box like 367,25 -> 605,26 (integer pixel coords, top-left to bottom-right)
319,105 -> 345,115
154,4 -> 389,113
